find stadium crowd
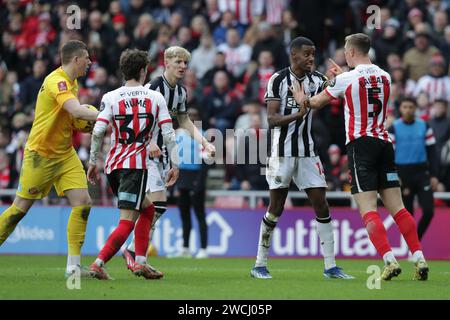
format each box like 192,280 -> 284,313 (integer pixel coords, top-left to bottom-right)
1,0 -> 450,206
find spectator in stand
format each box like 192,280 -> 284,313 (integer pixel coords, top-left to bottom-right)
190,15 -> 210,47
86,10 -> 114,58
205,0 -> 222,28
429,99 -> 450,182
190,33 -> 217,80
251,21 -> 288,70
439,26 -> 450,73
404,8 -> 426,44
212,10 -> 245,46
202,70 -> 240,135
417,92 -> 433,120
217,28 -> 252,81
175,26 -> 197,52
432,10 -> 448,45
244,50 -> 275,104
125,0 -> 151,34
18,59 -> 47,114
234,100 -> 268,131
106,30 -> 131,77
279,9 -> 301,51
372,18 -> 403,70
168,11 -> 184,37
0,149 -> 17,205
131,13 -> 157,51
148,23 -> 172,75
201,51 -> 235,88
326,144 -> 344,192
403,29 -> 441,82
152,0 -> 184,25
0,62 -> 16,119
413,54 -> 450,104
87,67 -> 112,108
217,0 -> 264,26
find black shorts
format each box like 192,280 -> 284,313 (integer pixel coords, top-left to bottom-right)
346,136 -> 400,194
107,169 -> 147,211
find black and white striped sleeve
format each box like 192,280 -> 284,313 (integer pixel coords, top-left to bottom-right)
264,72 -> 282,102
147,78 -> 163,93
177,85 -> 188,114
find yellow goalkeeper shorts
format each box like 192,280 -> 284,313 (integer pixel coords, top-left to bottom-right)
16,147 -> 88,199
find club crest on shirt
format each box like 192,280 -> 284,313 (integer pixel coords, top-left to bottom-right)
308,82 -> 317,93
328,78 -> 336,87
57,81 -> 68,92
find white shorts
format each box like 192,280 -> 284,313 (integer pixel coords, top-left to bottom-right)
146,160 -> 168,193
266,156 -> 327,190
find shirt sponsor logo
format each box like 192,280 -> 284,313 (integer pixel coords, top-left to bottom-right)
386,172 -> 399,182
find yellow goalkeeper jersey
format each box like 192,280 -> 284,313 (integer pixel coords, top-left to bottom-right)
26,67 -> 78,158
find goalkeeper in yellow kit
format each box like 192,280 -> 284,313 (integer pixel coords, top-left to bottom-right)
0,40 -> 99,277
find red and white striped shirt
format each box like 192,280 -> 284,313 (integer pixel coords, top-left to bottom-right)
413,75 -> 450,103
325,64 -> 392,145
217,0 -> 264,25
97,86 -> 172,174
265,0 -> 288,25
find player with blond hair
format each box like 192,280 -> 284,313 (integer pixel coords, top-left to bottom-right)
123,46 -> 216,274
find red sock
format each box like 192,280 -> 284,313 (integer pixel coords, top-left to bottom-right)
98,220 -> 134,263
393,208 -> 422,253
135,204 -> 155,257
363,211 -> 392,257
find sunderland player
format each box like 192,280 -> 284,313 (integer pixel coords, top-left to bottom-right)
87,49 -> 179,280
291,33 -> 429,281
123,46 -> 215,272
250,37 -> 354,280
0,40 -> 99,277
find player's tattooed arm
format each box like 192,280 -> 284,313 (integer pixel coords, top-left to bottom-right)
267,100 -> 306,128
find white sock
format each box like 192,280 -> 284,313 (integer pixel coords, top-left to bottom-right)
316,218 -> 336,270
136,255 -> 146,264
412,250 -> 425,263
255,212 -> 278,267
95,258 -> 104,267
383,251 -> 397,265
149,212 -> 162,242
127,236 -> 135,252
66,255 -> 80,272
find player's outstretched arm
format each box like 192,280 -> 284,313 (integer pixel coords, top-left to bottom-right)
290,80 -> 332,110
63,98 -> 99,121
177,113 -> 215,158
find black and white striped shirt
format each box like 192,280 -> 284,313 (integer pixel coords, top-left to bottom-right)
145,74 -> 188,118
265,67 -> 327,157
144,74 -> 188,163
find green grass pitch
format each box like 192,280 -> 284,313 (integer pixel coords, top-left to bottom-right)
1,255 -> 449,300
